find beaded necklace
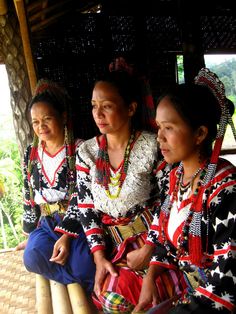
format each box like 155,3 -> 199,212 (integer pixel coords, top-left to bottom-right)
179,167 -> 202,202
159,161 -> 207,266
95,130 -> 137,199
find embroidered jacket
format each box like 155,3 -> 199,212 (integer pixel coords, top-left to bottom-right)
22,140 -> 82,234
148,158 -> 236,313
58,131 -> 159,251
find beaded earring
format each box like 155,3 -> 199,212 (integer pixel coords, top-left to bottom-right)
64,124 -> 68,145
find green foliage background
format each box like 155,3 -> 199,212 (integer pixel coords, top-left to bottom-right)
0,139 -> 25,249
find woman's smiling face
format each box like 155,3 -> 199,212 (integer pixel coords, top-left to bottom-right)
31,101 -> 65,143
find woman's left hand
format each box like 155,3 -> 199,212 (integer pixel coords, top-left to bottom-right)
132,274 -> 159,313
49,234 -> 71,265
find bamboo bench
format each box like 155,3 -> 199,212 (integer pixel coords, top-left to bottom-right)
0,249 -> 96,314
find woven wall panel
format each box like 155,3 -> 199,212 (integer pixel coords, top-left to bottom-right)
201,16 -> 236,51
31,14 -> 236,139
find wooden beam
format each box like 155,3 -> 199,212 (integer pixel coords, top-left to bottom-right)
14,0 -> 37,94
31,9 -> 71,32
0,0 -> 7,15
28,0 -> 73,24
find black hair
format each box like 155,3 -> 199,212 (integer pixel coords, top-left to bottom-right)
29,80 -> 71,117
156,83 -> 222,157
94,71 -> 145,131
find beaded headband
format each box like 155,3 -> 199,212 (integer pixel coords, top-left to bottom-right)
194,68 -> 236,184
33,78 -> 63,97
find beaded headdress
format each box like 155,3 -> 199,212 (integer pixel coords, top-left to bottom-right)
159,68 -> 236,268
28,79 -> 76,206
188,68 -> 236,265
194,68 -> 236,184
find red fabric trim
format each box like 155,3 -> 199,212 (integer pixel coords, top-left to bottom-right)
76,165 -> 90,173
85,228 -> 103,236
54,227 -> 78,238
149,261 -> 178,270
37,149 -> 66,186
78,203 -> 94,208
205,164 -> 235,190
208,179 -> 236,205
91,245 -> 106,253
145,240 -> 156,247
196,286 -> 235,312
157,160 -> 167,171
43,145 -> 65,157
149,225 -> 158,231
214,244 -> 236,255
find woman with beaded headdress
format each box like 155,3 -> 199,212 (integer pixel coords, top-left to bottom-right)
133,68 -> 236,314
55,58 -> 183,313
15,79 -> 95,293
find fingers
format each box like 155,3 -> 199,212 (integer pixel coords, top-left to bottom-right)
94,262 -> 118,297
15,240 -> 27,251
50,247 -> 68,265
132,301 -> 146,313
107,263 -> 118,277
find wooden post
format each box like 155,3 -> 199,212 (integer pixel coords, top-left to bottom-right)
178,0 -> 205,83
0,0 -> 7,15
36,274 -> 53,314
13,0 -> 37,93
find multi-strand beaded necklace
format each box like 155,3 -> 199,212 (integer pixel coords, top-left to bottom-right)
95,130 -> 137,199
159,161 -> 208,266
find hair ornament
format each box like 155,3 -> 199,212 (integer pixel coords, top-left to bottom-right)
108,56 -> 157,132
33,78 -> 62,97
194,68 -> 236,184
109,57 -> 134,75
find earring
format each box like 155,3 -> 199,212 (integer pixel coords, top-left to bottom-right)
64,125 -> 68,145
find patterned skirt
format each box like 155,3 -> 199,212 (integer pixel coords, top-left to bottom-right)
93,232 -> 185,313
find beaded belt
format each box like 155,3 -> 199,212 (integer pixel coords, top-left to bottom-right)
106,209 -> 153,245
40,200 -> 68,216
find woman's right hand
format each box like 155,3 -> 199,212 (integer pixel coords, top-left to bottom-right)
93,250 -> 118,297
15,239 -> 28,250
127,244 -> 154,270
49,234 -> 71,265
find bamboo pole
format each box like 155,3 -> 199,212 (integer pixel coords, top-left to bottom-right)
13,0 -> 37,93
0,0 -> 7,15
50,280 -> 73,314
67,283 -> 92,314
36,274 -> 53,314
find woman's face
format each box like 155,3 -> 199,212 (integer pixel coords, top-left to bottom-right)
91,81 -> 135,135
31,102 -> 65,143
156,96 -> 200,164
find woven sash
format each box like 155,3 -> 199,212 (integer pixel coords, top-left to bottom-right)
106,208 -> 153,245
40,200 -> 68,216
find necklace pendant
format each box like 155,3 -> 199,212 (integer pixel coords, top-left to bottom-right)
105,187 -> 121,199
